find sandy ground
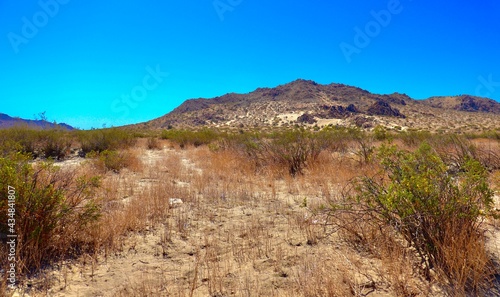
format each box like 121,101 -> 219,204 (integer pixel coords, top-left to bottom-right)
10,145 -> 500,296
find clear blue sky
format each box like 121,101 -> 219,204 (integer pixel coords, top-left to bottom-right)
1,0 -> 499,129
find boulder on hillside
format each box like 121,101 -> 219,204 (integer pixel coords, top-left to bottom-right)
296,113 -> 317,124
317,104 -> 359,119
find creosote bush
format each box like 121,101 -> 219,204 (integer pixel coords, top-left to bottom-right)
339,143 -> 496,295
0,153 -> 102,277
398,130 -> 433,147
38,129 -> 72,159
0,127 -> 40,157
160,129 -> 221,148
77,128 -> 135,155
261,130 -> 334,176
0,127 -> 72,159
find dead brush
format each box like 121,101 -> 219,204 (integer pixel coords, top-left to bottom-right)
294,252 -> 353,297
112,273 -> 171,297
431,134 -> 500,171
292,209 -> 324,246
158,150 -> 184,181
218,129 -> 331,177
376,225 -> 430,296
193,146 -> 256,182
201,234 -> 235,297
174,206 -> 190,240
146,137 -> 162,150
434,217 -> 496,296
86,158 -> 174,255
332,207 -> 383,255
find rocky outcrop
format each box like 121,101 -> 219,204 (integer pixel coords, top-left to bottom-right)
367,100 -> 405,118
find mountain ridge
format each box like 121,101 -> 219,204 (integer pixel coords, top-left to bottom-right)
139,79 -> 499,133
0,113 -> 75,130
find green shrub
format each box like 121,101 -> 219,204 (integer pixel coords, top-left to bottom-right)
350,129 -> 375,165
0,127 -> 40,158
465,130 -> 500,140
0,153 -> 101,276
0,127 -> 73,159
39,129 -> 72,159
160,129 -> 220,148
373,125 -> 389,141
398,130 -> 432,147
77,128 -> 135,155
351,143 -> 495,293
316,126 -> 355,153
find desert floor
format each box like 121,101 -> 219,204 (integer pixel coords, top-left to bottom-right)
13,139 -> 500,297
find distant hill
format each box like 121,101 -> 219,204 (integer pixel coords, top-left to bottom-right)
136,79 -> 500,133
422,95 -> 500,113
0,113 -> 75,130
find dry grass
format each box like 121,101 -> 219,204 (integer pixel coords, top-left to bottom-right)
7,135 -> 500,297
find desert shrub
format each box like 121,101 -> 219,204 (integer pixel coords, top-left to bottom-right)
0,153 -> 101,276
348,129 -> 375,166
146,137 -> 162,150
316,126 -> 356,153
0,126 -> 72,159
160,129 -> 220,148
214,128 -> 358,176
340,143 -> 496,294
0,127 -> 74,159
398,130 -> 432,147
241,129 -> 332,176
0,127 -> 41,158
430,134 -> 500,171
0,137 -> 23,157
88,150 -> 140,173
465,129 -> 500,140
38,129 -> 72,159
372,125 -> 389,141
77,128 -> 135,155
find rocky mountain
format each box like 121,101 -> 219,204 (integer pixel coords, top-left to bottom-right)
140,79 -> 500,133
0,113 -> 75,130
422,95 -> 500,113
